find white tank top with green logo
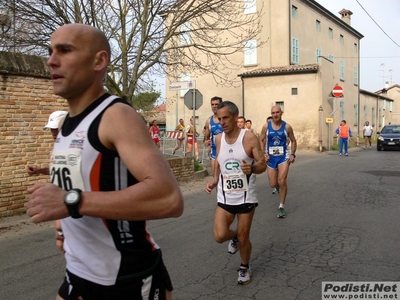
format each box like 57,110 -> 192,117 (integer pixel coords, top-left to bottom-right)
217,129 -> 257,205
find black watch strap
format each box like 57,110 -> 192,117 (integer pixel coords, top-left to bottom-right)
64,189 -> 83,219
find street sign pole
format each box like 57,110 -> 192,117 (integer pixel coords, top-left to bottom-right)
175,72 -> 178,126
183,85 -> 203,159
191,81 -> 196,159
176,90 -> 179,125
330,85 -> 344,150
169,80 -> 190,130
328,123 -> 331,151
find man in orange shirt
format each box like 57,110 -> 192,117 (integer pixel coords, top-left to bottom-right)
335,120 -> 353,156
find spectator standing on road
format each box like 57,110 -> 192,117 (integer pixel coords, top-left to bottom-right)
206,101 -> 266,285
237,116 -> 246,129
204,96 -> 223,173
363,121 -> 373,149
27,23 -> 183,300
336,120 -> 352,156
150,119 -> 161,148
260,105 -> 297,218
185,117 -> 199,159
172,118 -> 185,155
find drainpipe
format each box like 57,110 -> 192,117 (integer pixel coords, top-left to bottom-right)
376,96 -> 379,131
357,40 -> 361,136
241,77 -> 245,116
319,105 -> 323,152
288,0 -> 292,65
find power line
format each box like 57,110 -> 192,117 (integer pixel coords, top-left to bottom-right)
356,0 -> 400,48
329,56 -> 400,59
360,56 -> 400,59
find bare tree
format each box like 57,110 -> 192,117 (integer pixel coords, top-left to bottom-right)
0,0 -> 263,101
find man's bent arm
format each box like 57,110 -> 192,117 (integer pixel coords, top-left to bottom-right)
28,103 -> 184,223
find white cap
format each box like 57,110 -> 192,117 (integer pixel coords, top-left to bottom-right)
43,111 -> 68,129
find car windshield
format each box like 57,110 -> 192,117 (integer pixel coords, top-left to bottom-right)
381,126 -> 400,134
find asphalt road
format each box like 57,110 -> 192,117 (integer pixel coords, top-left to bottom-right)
1,147 -> 400,300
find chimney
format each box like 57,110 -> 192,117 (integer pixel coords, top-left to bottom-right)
339,9 -> 353,26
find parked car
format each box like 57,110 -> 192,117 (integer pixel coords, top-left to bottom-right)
377,124 -> 400,151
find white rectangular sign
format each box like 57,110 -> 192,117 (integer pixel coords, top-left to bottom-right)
169,81 -> 189,91
322,281 -> 400,299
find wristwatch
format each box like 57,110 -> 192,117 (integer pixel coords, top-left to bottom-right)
64,189 -> 83,219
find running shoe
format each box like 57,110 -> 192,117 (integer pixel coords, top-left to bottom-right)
345,153 -> 348,156
237,266 -> 252,285
228,238 -> 239,254
272,185 -> 280,194
339,153 -> 342,156
277,207 -> 286,218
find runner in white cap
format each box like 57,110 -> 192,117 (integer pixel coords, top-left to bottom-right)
43,110 -> 68,141
26,110 -> 68,176
27,110 -> 68,254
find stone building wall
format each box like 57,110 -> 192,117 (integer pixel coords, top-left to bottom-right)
0,51 -> 195,218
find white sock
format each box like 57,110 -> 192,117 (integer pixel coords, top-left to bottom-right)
279,204 -> 284,208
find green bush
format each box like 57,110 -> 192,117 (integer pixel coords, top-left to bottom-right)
331,144 -> 339,150
194,159 -> 204,171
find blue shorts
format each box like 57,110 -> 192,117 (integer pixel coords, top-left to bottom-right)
267,153 -> 290,169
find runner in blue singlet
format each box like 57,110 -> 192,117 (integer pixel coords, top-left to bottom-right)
260,105 -> 297,218
204,96 -> 223,173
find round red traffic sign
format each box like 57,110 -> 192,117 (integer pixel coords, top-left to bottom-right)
332,85 -> 343,97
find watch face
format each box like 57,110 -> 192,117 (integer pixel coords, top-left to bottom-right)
65,190 -> 79,204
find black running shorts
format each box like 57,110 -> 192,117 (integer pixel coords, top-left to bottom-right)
58,254 -> 173,300
218,202 -> 258,215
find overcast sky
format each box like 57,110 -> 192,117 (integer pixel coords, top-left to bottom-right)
316,0 -> 400,92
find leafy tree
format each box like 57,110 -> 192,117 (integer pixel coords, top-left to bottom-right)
0,0 -> 263,100
130,92 -> 161,112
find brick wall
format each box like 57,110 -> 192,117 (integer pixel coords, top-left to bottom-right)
168,156 -> 195,182
0,51 -> 68,218
0,51 -> 195,218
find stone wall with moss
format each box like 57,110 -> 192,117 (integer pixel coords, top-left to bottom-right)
168,156 -> 195,182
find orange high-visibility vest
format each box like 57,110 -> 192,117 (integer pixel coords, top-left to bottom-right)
339,125 -> 350,138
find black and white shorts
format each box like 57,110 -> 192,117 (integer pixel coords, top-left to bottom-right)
218,202 -> 258,215
58,254 -> 173,300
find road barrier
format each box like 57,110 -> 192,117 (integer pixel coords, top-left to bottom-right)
161,131 -> 210,162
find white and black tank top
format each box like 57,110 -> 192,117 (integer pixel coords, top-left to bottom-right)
216,129 -> 258,205
50,94 -> 160,286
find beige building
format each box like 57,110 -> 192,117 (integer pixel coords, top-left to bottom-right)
165,0 -> 397,150
374,84 -> 400,127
